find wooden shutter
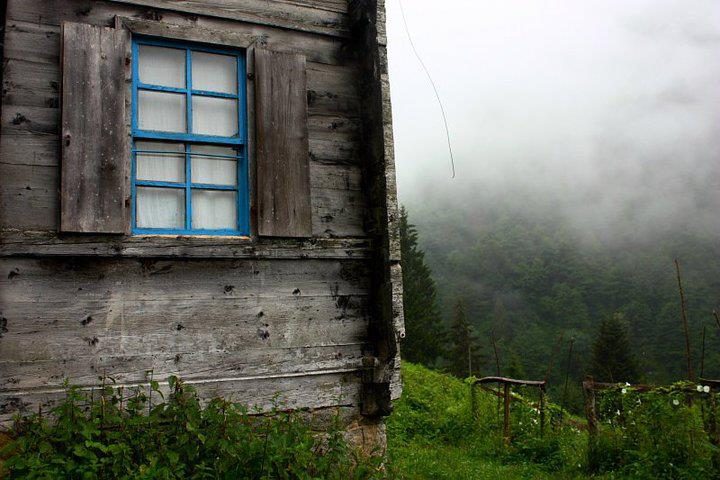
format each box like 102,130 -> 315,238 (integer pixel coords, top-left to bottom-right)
60,22 -> 130,233
254,49 -> 312,238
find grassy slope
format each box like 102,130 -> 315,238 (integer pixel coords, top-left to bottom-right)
386,363 -> 593,479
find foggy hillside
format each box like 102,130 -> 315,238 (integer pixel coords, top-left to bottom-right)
386,0 -> 720,398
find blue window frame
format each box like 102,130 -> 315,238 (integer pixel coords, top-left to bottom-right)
131,36 -> 249,236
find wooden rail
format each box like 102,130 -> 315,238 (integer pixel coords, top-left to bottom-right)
473,376 -> 547,445
582,377 -> 720,448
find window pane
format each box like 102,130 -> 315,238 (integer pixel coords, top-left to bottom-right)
139,90 -> 186,133
192,190 -> 236,230
192,51 -> 237,94
136,141 -> 185,182
191,145 -> 237,186
192,96 -> 237,137
136,187 -> 184,229
138,45 -> 185,88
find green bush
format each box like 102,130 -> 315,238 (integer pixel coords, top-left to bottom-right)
0,377 -> 383,479
589,383 -> 720,479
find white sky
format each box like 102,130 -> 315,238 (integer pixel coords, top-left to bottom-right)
385,0 -> 720,236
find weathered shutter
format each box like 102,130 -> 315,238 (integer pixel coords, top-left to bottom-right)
60,22 -> 130,233
254,49 -> 312,238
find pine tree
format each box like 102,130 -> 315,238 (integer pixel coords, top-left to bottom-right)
448,299 -> 482,378
590,313 -> 640,383
505,350 -> 526,379
399,207 -> 446,366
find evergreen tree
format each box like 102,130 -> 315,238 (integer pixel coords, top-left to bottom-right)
505,350 -> 527,379
448,299 -> 482,378
590,313 -> 640,383
399,207 -> 446,366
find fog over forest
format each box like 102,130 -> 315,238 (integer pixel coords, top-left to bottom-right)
385,0 -> 720,391
386,0 -> 720,243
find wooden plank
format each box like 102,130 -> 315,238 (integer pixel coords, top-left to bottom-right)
0,257 -> 370,299
6,4 -> 350,66
1,104 -> 59,136
310,163 -> 362,191
0,231 -> 371,259
60,22 -> 130,233
0,345 -> 366,391
118,16 -> 256,48
350,0 -> 404,412
0,254 -> 369,420
0,298 -> 369,362
312,188 -> 366,237
2,58 -> 60,110
0,163 -> 59,231
0,371 -> 362,424
255,49 -> 312,237
108,0 -> 350,38
2,20 -> 60,66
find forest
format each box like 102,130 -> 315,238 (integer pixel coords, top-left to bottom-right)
400,193 -> 720,411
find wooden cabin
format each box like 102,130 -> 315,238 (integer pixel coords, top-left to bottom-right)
0,0 -> 403,448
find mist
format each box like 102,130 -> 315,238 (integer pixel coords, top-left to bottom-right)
386,0 -> 720,243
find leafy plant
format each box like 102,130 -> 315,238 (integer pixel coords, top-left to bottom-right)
0,376 -> 383,479
589,382 -> 720,478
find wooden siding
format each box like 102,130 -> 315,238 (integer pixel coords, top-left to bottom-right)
0,256 -> 369,422
0,0 -> 400,423
0,1 -> 365,237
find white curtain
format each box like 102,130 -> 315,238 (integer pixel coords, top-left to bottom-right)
135,141 -> 185,182
192,190 -> 236,229
192,96 -> 237,136
192,51 -> 237,94
138,45 -> 185,88
139,90 -> 186,133
191,145 -> 237,185
136,187 -> 184,229
135,142 -> 238,230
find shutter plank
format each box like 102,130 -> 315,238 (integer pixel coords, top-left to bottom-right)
60,22 -> 130,233
255,49 -> 312,238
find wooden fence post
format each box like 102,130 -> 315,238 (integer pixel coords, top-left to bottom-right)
539,387 -> 546,437
470,383 -> 479,421
583,378 -> 598,443
503,382 -> 511,445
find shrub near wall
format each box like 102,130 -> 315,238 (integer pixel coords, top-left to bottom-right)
0,377 -> 383,480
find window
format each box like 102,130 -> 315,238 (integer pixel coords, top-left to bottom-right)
60,22 -> 310,237
131,37 -> 249,235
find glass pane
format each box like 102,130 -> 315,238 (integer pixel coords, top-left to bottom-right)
192,96 -> 237,137
136,187 -> 184,229
192,190 -> 236,230
138,45 -> 185,88
139,90 -> 186,133
135,141 -> 185,182
191,145 -> 237,186
192,51 -> 237,94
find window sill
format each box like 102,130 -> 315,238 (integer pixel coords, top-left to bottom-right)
0,231 -> 372,260
133,234 -> 252,241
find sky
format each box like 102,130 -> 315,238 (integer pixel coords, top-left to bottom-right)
385,0 -> 720,240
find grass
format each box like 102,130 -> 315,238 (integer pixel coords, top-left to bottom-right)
386,363 -> 595,479
3,364 -> 716,478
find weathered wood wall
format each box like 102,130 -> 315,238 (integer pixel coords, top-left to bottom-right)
0,0 -> 402,424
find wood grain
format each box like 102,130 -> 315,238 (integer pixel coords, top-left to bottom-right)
60,22 -> 130,233
0,371 -> 362,424
255,49 -> 312,238
108,0 -> 350,38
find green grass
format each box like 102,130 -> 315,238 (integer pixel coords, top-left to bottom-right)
386,363 -> 595,479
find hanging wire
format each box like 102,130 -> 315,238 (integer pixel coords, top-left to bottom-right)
397,0 -> 456,178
